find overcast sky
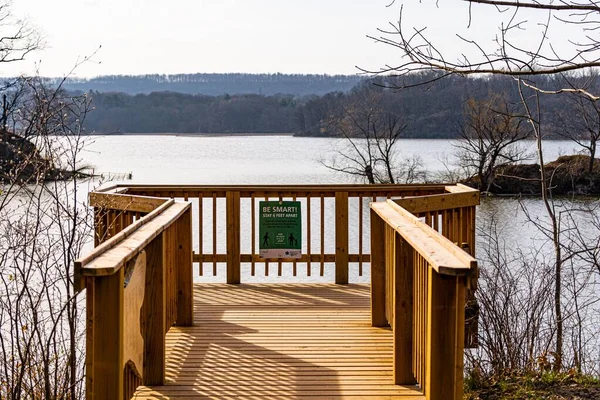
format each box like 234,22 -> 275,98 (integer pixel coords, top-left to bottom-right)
2,1 -> 583,78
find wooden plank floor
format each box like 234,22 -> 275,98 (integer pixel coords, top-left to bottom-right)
134,284 -> 425,399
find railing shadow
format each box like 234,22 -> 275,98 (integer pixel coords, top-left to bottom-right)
135,284 -> 419,399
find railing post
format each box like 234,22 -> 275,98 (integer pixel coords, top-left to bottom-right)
93,207 -> 105,246
226,191 -> 241,284
455,276 -> 466,400
394,235 -> 415,384
143,233 -> 166,385
87,270 -> 124,399
335,191 -> 349,284
176,208 -> 194,326
425,272 -> 464,400
370,209 -> 387,327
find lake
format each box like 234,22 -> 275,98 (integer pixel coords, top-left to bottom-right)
74,134 -> 600,283
81,134 -> 580,185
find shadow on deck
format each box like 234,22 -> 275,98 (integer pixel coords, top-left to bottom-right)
133,284 -> 425,399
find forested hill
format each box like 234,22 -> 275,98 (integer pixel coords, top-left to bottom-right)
48,73 -> 364,96
81,73 -> 577,138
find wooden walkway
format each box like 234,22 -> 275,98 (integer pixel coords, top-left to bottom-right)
133,284 -> 425,399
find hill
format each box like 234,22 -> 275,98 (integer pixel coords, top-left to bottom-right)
44,73 -> 364,96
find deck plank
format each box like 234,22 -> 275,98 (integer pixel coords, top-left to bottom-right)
133,284 -> 424,399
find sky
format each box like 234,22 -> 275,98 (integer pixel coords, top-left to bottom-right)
2,0 -> 587,78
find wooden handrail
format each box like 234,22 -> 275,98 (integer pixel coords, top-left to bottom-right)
78,201 -> 188,276
394,185 -> 479,214
78,196 -> 194,400
76,199 -> 173,271
98,183 -> 451,194
371,201 -> 475,276
387,200 -> 478,272
89,192 -> 167,213
370,193 -> 479,400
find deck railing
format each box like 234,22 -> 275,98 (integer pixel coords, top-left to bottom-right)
76,183 -> 479,400
93,184 -> 463,283
75,197 -> 193,399
370,186 -> 479,400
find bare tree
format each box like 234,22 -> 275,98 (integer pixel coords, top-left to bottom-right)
0,74 -> 94,400
0,3 -> 96,399
469,214 -> 554,376
364,0 -> 600,372
555,74 -> 600,173
457,95 -> 531,193
0,1 -> 40,64
322,91 -> 426,184
365,1 -> 600,95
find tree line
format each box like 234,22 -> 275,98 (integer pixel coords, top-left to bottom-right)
49,72 -> 363,96
84,91 -> 299,134
80,72 -> 591,137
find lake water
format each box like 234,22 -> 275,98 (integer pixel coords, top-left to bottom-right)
82,134 -> 580,185
75,135 -> 600,370
78,134 -> 597,283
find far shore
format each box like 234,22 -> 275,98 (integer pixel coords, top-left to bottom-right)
86,132 -> 295,137
84,132 -> 576,140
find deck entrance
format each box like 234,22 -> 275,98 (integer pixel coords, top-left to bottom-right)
75,184 -> 479,400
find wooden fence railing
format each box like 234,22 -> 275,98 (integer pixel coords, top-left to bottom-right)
94,184 -> 464,284
77,183 -> 479,400
370,189 -> 478,400
75,197 -> 193,400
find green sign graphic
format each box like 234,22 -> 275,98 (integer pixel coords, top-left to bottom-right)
259,201 -> 301,259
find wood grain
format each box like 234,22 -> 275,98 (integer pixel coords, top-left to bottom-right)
335,191 -> 349,284
133,284 -> 425,399
123,252 -> 146,380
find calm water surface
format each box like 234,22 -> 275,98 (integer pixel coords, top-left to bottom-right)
81,135 -> 580,185
79,135 -> 596,283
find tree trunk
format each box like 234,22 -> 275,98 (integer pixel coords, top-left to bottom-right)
385,161 -> 395,184
365,165 -> 375,184
589,139 -> 596,174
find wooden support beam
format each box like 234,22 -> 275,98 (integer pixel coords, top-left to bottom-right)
89,269 -> 124,400
425,272 -> 461,400
226,191 -> 241,284
85,279 -> 95,400
176,208 -> 194,326
143,234 -> 166,385
370,209 -> 387,327
455,277 -> 466,400
123,253 -> 146,398
394,234 -> 416,385
335,191 -> 349,284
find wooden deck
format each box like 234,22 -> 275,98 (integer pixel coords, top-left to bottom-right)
133,284 -> 425,399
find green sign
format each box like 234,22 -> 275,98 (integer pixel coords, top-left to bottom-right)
259,201 -> 301,259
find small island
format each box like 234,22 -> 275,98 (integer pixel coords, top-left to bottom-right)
464,155 -> 600,196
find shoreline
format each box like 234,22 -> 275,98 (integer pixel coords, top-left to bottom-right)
83,132 -> 577,141
86,132 -> 295,137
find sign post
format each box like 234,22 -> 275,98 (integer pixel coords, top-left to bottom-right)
259,200 -> 301,259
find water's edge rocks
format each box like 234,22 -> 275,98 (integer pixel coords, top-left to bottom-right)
0,133 -> 89,184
